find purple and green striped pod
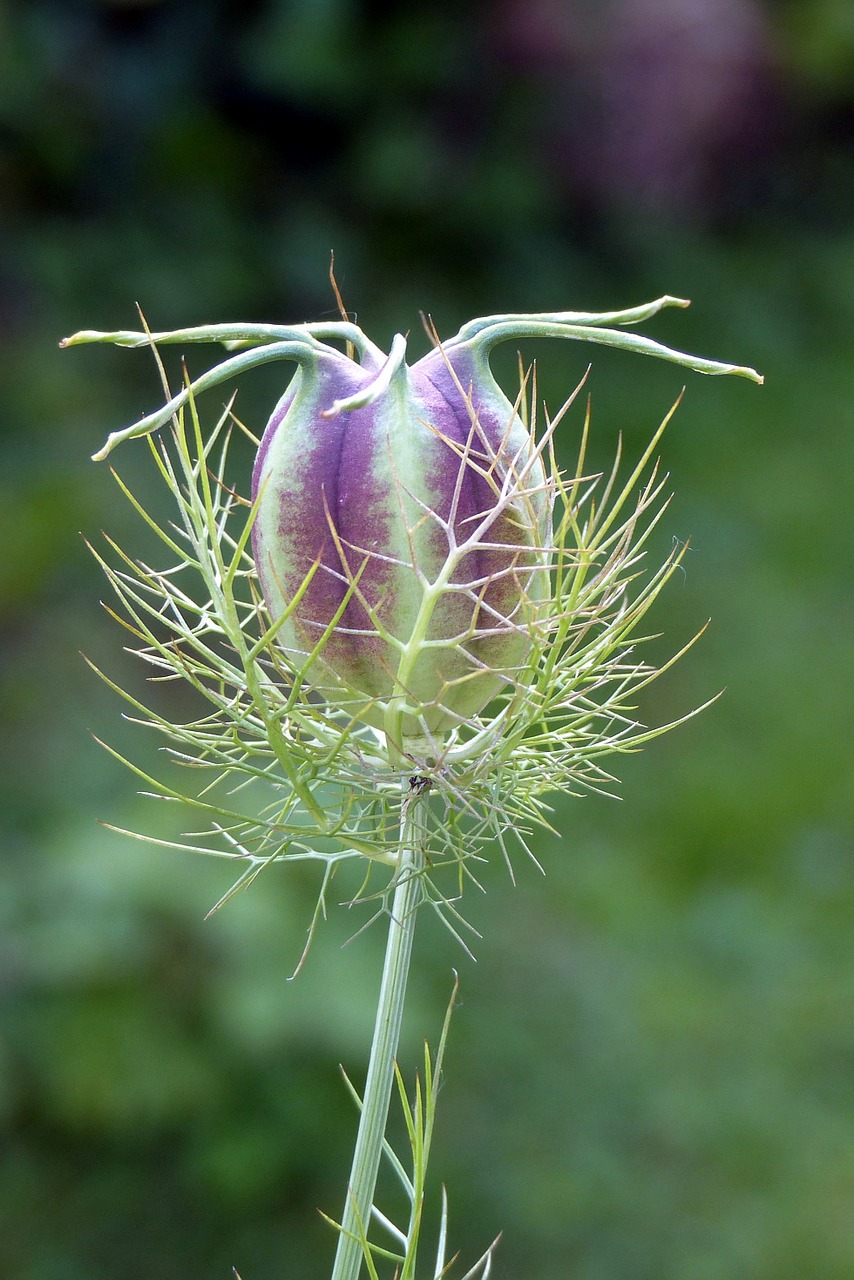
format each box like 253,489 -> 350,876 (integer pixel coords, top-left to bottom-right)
251,329 -> 552,742
72,295 -> 762,744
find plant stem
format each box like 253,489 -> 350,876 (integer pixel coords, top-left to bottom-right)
330,785 -> 426,1280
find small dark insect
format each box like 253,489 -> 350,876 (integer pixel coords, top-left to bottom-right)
408,774 -> 433,794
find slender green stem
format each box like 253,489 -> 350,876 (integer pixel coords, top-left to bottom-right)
330,784 -> 426,1280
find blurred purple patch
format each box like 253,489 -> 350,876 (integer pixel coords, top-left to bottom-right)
493,0 -> 778,220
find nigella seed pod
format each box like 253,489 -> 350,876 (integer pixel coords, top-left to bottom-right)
75,296 -> 762,754
250,329 -> 551,742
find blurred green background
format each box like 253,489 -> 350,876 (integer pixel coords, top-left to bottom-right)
1,1 -> 852,1277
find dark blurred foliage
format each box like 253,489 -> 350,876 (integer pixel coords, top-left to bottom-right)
1,0 -> 853,1277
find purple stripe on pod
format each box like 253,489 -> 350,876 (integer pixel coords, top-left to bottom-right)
409,343 -> 551,700
251,349 -> 388,695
